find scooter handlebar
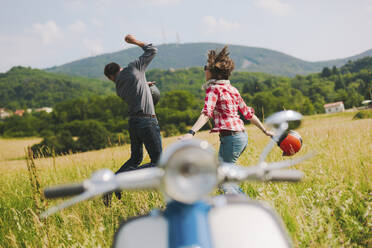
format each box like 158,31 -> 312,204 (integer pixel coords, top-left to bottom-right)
265,169 -> 303,182
44,183 -> 86,199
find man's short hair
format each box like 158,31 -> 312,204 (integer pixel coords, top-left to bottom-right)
104,62 -> 120,79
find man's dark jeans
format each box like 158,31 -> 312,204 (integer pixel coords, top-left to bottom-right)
116,116 -> 162,173
103,117 -> 162,205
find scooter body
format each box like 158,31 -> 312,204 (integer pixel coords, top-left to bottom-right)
113,194 -> 291,248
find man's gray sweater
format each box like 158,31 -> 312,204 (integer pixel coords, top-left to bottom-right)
114,44 -> 157,116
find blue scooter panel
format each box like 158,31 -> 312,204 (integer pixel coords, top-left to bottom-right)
113,201 -> 213,248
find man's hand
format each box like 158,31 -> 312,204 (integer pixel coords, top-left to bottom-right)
125,34 -> 136,44
124,34 -> 145,47
147,81 -> 156,87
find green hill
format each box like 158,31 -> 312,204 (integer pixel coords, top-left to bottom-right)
46,43 -> 372,78
0,67 -> 114,110
2,55 -> 371,112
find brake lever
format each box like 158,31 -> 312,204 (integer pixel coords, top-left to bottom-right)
41,168 -> 164,219
41,190 -> 101,219
41,179 -> 119,219
219,150 -> 314,183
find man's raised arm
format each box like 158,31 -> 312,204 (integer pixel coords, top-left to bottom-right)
125,34 -> 157,71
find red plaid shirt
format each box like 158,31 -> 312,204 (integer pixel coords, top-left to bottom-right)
202,80 -> 254,132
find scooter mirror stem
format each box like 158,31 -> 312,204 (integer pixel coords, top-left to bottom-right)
115,167 -> 164,190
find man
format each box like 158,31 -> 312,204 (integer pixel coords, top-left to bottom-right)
103,34 -> 162,204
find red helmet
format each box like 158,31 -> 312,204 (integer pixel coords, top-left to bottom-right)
277,130 -> 302,156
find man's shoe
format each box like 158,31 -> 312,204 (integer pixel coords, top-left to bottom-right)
102,192 -> 113,207
116,165 -> 138,174
114,191 -> 122,200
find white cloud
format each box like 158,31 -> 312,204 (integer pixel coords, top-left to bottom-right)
202,16 -> 240,35
68,20 -> 86,32
90,18 -> 103,28
83,39 -> 104,56
254,0 -> 293,16
31,21 -> 62,45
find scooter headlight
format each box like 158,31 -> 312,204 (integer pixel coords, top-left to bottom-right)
158,139 -> 218,204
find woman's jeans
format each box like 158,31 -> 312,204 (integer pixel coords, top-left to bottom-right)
219,131 -> 248,194
219,131 -> 248,163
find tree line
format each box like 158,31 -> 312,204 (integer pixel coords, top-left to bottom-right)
0,57 -> 371,156
0,91 -> 202,157
0,66 -> 114,110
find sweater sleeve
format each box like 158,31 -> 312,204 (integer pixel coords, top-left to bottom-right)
130,43 -> 158,71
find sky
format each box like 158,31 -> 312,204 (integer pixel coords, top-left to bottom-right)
0,0 -> 371,72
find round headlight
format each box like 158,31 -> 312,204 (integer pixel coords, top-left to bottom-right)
158,139 -> 218,204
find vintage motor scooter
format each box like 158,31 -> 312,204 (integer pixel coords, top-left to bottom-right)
42,110 -> 313,248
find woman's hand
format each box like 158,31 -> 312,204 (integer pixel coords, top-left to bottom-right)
263,129 -> 275,138
178,133 -> 193,140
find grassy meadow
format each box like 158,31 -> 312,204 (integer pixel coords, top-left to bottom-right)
0,111 -> 371,247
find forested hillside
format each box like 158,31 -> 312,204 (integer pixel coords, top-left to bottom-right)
46,43 -> 372,78
0,57 -> 371,156
0,67 -> 114,110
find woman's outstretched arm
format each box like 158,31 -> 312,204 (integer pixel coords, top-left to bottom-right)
250,114 -> 274,137
179,114 -> 210,140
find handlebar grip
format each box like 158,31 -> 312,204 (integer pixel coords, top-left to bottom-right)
265,169 -> 303,182
44,183 -> 86,199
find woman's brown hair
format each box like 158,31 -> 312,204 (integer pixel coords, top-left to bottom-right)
206,46 -> 235,80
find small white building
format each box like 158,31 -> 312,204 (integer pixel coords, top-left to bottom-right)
35,107 -> 53,113
0,108 -> 12,119
324,101 -> 345,114
362,100 -> 372,109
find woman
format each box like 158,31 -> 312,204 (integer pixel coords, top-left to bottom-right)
180,46 -> 273,192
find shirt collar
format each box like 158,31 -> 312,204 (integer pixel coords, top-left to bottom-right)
114,68 -> 124,83
207,79 -> 230,85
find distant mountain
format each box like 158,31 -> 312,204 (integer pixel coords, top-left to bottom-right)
0,67 -> 114,110
46,43 -> 372,78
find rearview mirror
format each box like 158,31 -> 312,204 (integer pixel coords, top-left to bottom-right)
265,110 -> 302,130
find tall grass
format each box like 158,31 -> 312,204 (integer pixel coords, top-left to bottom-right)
0,112 -> 370,247
0,137 -> 41,161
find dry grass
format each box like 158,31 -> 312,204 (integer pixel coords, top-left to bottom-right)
0,137 -> 42,161
0,112 -> 371,247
